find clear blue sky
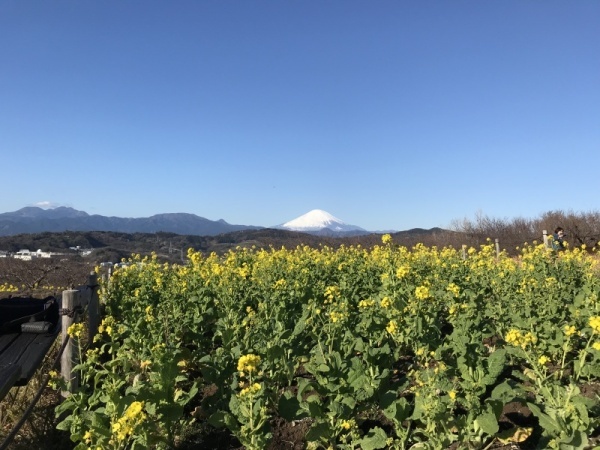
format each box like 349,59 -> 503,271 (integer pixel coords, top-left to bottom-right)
1,1 -> 598,231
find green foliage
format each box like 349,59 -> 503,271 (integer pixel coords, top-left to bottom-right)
52,240 -> 600,449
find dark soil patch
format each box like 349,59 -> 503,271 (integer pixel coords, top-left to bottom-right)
267,417 -> 311,450
581,381 -> 600,399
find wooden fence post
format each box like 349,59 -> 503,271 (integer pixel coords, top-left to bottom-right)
495,238 -> 500,258
543,230 -> 549,249
61,289 -> 80,397
87,272 -> 100,345
462,245 -> 467,260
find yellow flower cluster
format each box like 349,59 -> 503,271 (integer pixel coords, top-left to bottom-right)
396,265 -> 410,279
340,419 -> 355,430
328,311 -> 345,323
386,320 -> 397,334
140,360 -> 152,370
237,265 -> 250,278
145,305 -> 153,322
67,322 -> 84,339
273,278 -> 287,289
415,285 -> 430,300
380,296 -> 392,308
446,283 -> 460,297
381,234 -> 392,244
358,298 -> 375,308
111,401 -> 146,442
0,283 -> 18,293
239,382 -> 261,397
237,354 -> 261,373
538,355 -> 550,365
324,285 -> 340,303
589,316 -> 600,334
564,325 -> 577,337
505,329 -> 537,349
98,316 -> 116,337
48,369 -> 61,389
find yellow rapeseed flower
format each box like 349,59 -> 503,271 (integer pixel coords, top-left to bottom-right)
340,420 -> 355,430
329,311 -> 344,323
395,265 -> 410,278
415,285 -> 430,300
237,354 -> 261,374
380,296 -> 391,308
140,360 -> 152,370
505,329 -> 536,349
112,401 -> 146,442
446,283 -> 460,297
358,299 -> 375,308
239,382 -> 261,397
564,325 -> 577,337
386,320 -> 397,334
67,322 -> 84,339
589,316 -> 600,333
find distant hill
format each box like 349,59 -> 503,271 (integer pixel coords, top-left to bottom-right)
0,207 -> 262,237
0,227 -> 451,263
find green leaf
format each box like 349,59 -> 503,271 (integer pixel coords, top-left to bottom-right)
341,395 -> 356,410
490,380 -> 518,403
55,417 -> 72,431
486,399 -> 504,420
267,344 -> 285,360
229,393 -> 241,416
379,390 -> 397,410
527,402 -> 561,434
316,363 -> 330,372
307,400 -> 323,418
278,393 -> 307,421
484,348 -> 507,384
357,426 -> 388,450
383,397 -> 410,423
208,411 -> 239,431
559,430 -> 588,450
145,402 -> 156,415
328,400 -> 351,416
475,410 -> 499,436
306,421 -> 331,443
354,337 -> 365,353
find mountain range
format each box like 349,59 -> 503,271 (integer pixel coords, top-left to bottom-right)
0,207 -> 261,237
0,207 -> 374,237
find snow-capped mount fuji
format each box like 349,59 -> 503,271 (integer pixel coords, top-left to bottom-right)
274,209 -> 369,236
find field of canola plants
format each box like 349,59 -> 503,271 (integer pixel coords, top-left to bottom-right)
54,236 -> 600,450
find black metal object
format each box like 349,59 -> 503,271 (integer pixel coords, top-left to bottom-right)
0,296 -> 60,400
0,296 -> 59,334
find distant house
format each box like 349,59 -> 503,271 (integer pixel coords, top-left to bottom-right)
14,249 -> 33,261
13,249 -> 61,260
69,246 -> 93,257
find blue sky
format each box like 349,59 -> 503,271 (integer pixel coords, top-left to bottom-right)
1,1 -> 598,231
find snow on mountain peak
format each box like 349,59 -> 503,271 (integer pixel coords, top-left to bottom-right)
282,209 -> 345,229
279,209 -> 366,233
